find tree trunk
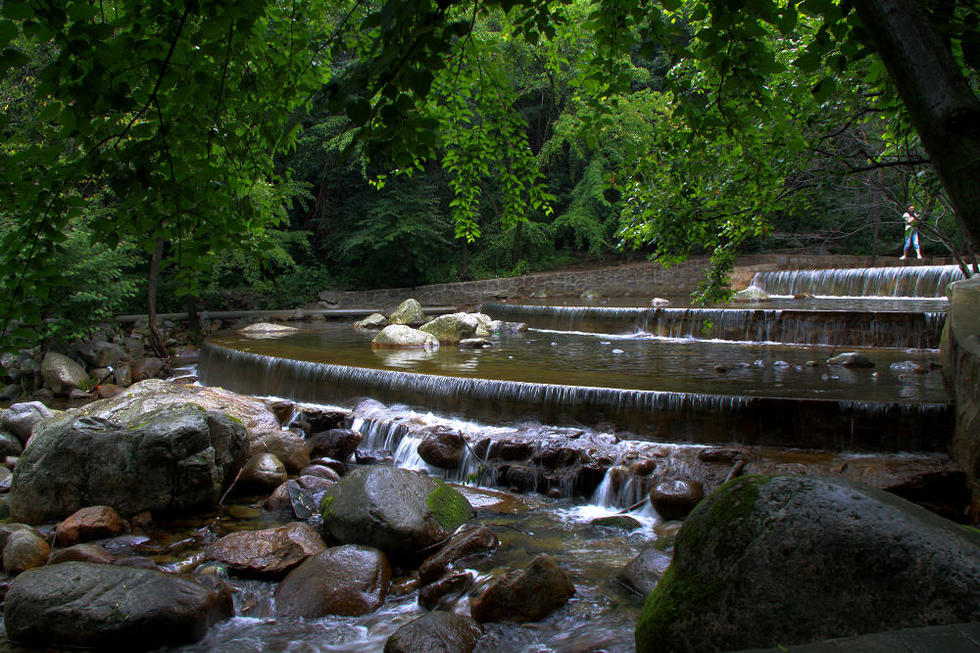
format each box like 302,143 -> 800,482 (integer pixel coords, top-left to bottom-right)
852,0 -> 980,250
147,235 -> 168,359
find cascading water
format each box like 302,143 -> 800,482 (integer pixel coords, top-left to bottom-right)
749,264 -> 964,297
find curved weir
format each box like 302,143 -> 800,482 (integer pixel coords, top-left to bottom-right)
482,302 -> 947,348
749,264 -> 965,297
200,341 -> 951,451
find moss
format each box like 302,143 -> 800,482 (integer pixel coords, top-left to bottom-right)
320,495 -> 335,518
676,474 -> 769,555
635,565 -> 721,653
426,480 -> 471,531
962,524 -> 980,537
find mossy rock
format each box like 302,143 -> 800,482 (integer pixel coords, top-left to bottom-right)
427,480 -> 472,531
635,474 -> 980,653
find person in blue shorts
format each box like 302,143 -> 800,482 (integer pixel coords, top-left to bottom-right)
900,205 -> 922,259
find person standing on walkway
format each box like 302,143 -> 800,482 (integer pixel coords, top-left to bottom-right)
900,205 -> 922,259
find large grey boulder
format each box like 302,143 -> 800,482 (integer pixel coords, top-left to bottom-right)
8,403 -> 247,523
371,325 -> 440,349
320,466 -> 473,563
40,352 -> 88,396
388,299 -> 426,327
635,475 -> 980,653
4,562 -> 232,650
419,313 -> 490,344
1,401 -> 54,444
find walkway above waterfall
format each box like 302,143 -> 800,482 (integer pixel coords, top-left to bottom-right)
730,622 -> 980,652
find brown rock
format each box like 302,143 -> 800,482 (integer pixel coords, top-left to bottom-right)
297,474 -> 336,493
55,506 -> 126,546
236,453 -> 287,494
204,522 -> 325,578
419,571 -> 473,610
96,383 -> 126,399
310,457 -> 347,476
264,399 -> 295,426
307,428 -> 362,461
132,357 -> 165,382
248,429 -> 310,473
419,526 -> 499,584
299,464 -> 341,482
48,543 -> 115,566
384,612 -> 484,653
649,479 -> 705,521
417,428 -> 466,469
263,482 -> 295,517
275,545 -> 391,618
3,529 -> 50,574
470,554 -> 575,623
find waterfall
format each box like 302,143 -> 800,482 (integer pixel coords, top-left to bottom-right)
749,265 -> 964,298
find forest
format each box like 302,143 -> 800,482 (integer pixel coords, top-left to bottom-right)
0,0 -> 978,350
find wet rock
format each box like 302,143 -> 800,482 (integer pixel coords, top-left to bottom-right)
1,401 -> 53,444
55,505 -> 126,546
419,526 -> 499,584
617,546 -> 672,596
204,522 -> 325,578
132,357 -> 165,382
372,325 -> 440,349
418,428 -> 466,469
248,429 -> 309,473
311,456 -> 348,475
236,453 -> 287,495
590,515 -> 643,531
384,611 -> 484,653
731,286 -> 770,302
295,407 -> 349,434
4,561 -> 233,650
649,479 -> 704,521
388,299 -> 426,327
320,466 -> 473,564
307,428 -> 362,461
299,464 -> 341,482
9,404 -> 247,523
113,556 -> 159,570
40,352 -> 88,396
297,474 -> 336,492
419,571 -> 473,610
238,322 -> 298,335
470,554 -> 575,623
635,475 -> 980,653
697,448 -> 746,465
354,448 -> 394,465
172,345 -> 199,366
419,313 -> 483,344
264,399 -> 295,426
3,529 -> 49,574
354,313 -> 388,329
48,543 -> 115,566
827,352 -> 875,368
275,545 -> 391,618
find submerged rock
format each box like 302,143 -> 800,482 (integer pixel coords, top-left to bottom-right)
274,545 -> 391,618
635,475 -> 980,653
384,611 -> 484,653
320,466 -> 473,563
470,554 -> 575,623
371,325 -> 440,349
4,562 -> 232,650
388,299 -> 426,327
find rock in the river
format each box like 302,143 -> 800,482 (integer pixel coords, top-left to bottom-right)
617,546 -> 672,596
55,505 -> 126,546
8,403 -> 247,523
470,554 -> 575,623
40,352 -> 88,396
275,545 -> 391,618
635,475 -> 980,653
205,522 -> 325,577
372,325 -> 440,349
238,322 -> 298,335
236,453 -> 287,494
419,571 -> 473,610
248,429 -> 309,473
307,428 -> 362,461
827,351 -> 876,368
648,479 -> 704,521
388,299 -> 426,327
458,338 -> 492,349
417,428 -> 466,469
3,529 -> 49,574
419,313 -> 483,344
650,298 -> 670,307
731,286 -> 770,302
354,313 -> 389,329
384,612 -> 484,653
320,466 -> 473,563
419,526 -> 499,584
48,543 -> 116,566
4,562 -> 232,650
1,401 -> 54,444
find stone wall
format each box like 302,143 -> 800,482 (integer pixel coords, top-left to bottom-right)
318,254 -> 949,310
941,275 -> 980,521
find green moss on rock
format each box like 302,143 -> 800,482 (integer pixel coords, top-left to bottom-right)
426,480 -> 471,531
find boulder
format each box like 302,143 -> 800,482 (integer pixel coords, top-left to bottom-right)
417,428 -> 466,469
8,404 -> 247,523
55,505 -> 126,546
4,562 -> 233,650
419,526 -> 500,584
131,357 -> 165,382
371,325 -> 440,349
388,299 -> 426,327
3,529 -> 49,574
248,429 -> 310,473
320,466 -> 473,563
648,479 -> 704,521
1,401 -> 54,444
635,475 -> 980,653
419,313 -> 483,344
48,543 -> 116,566
384,612 -> 484,653
617,546 -> 672,596
236,453 -> 287,495
470,554 -> 575,623
827,352 -> 876,368
731,286 -> 770,302
274,545 -> 391,618
354,313 -> 389,329
40,352 -> 89,396
204,522 -> 325,577
307,428 -> 362,461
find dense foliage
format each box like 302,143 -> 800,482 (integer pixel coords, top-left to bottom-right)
1,0 -> 977,347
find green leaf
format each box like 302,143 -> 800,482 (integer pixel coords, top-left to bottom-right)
0,1 -> 34,20
346,98 -> 372,125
